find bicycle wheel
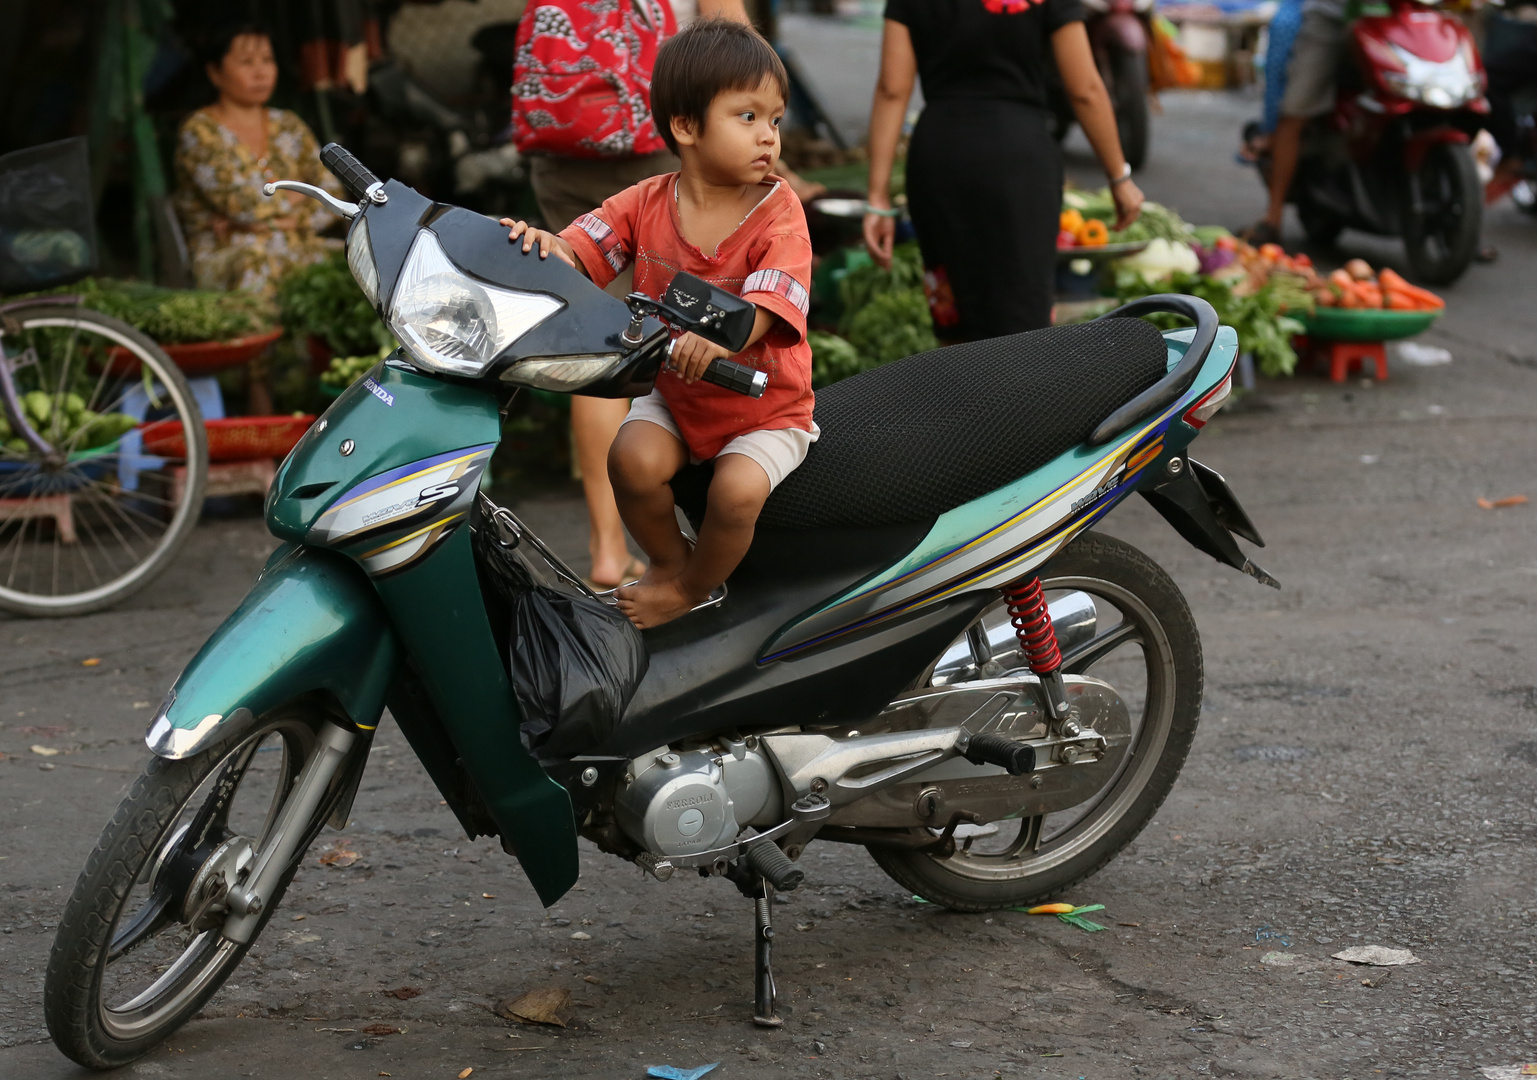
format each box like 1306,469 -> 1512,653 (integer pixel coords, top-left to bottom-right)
0,305 -> 207,616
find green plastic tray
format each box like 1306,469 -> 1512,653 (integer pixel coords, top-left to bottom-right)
1298,307 -> 1441,342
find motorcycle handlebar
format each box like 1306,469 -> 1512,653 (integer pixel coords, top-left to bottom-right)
704,359 -> 768,398
320,143 -> 383,204
665,339 -> 768,398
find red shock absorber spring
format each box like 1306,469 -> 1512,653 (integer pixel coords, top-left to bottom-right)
1003,576 -> 1062,675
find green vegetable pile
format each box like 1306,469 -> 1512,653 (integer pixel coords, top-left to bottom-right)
1113,268 -> 1307,378
1063,187 -> 1196,245
278,252 -> 393,357
1,391 -> 138,454
25,278 -> 275,344
320,346 -> 392,390
810,241 -> 937,388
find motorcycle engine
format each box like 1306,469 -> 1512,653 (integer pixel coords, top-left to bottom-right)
615,744 -> 782,857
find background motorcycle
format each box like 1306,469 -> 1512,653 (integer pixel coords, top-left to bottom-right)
1051,0 -> 1154,169
1259,0 -> 1488,283
43,145 -> 1273,1068
1485,3 -> 1537,215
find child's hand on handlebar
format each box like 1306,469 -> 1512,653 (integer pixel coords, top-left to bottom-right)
500,219 -> 578,269
668,332 -> 731,384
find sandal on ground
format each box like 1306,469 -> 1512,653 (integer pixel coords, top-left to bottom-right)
584,556 -> 647,593
1240,220 -> 1283,247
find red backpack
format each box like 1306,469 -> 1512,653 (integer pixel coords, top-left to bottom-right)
512,0 -> 678,158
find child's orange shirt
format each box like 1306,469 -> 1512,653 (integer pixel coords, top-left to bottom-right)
559,173 -> 815,462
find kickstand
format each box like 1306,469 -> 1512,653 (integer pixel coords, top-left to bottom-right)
752,878 -> 781,1027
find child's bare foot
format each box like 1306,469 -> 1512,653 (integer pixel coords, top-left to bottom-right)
615,577 -> 702,629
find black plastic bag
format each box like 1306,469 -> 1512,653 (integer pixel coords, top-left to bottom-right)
509,585 -> 648,757
472,507 -> 647,757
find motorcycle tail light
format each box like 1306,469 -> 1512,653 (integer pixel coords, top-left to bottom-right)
1183,372 -> 1233,428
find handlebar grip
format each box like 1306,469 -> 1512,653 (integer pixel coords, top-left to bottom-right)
703,359 -> 768,398
320,143 -> 381,203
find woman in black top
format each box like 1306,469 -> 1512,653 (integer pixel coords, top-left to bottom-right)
864,0 -> 1144,339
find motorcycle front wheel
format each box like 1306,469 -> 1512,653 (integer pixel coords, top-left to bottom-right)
44,706 -> 356,1069
1401,141 -> 1481,285
869,532 -> 1202,912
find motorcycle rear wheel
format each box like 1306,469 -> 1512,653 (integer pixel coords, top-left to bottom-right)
868,532 -> 1202,912
44,706 -> 349,1069
1401,142 -> 1481,285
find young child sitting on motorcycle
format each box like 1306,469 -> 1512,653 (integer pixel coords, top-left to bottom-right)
504,18 -> 816,629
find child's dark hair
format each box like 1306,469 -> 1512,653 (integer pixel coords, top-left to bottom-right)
651,19 -> 790,155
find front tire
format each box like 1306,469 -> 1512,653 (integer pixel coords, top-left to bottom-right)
869,533 -> 1202,911
44,707 -> 351,1069
1401,142 -> 1481,285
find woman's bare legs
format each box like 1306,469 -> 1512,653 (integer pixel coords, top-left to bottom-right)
572,395 -> 641,587
612,444 -> 771,629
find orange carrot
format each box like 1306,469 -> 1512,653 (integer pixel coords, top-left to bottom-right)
1384,289 -> 1416,310
1379,269 -> 1445,309
1356,283 -> 1384,308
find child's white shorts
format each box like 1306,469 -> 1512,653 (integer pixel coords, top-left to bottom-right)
621,390 -> 820,492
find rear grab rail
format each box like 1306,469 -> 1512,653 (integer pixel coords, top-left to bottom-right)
1087,294 -> 1220,446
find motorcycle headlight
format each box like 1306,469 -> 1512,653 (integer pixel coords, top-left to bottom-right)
501,353 -> 628,392
346,216 -> 379,308
1385,42 -> 1480,108
388,230 -> 564,378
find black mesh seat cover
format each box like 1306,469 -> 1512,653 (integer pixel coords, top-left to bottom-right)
753,317 -> 1170,529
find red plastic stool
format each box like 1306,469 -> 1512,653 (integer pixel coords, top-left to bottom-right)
1320,340 -> 1388,382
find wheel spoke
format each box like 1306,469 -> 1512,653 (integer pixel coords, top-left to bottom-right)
108,889 -> 176,961
1061,620 -> 1142,675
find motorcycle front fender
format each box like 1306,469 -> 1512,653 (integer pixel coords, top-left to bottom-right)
145,544 -> 397,760
1403,125 -> 1470,173
1091,11 -> 1149,54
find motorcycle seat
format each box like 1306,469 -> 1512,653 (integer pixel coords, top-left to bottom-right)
675,316 -> 1171,530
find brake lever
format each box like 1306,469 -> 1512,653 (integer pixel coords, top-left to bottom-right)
261,180 -> 361,220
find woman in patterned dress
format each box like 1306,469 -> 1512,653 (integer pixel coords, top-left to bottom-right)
173,25 -> 344,299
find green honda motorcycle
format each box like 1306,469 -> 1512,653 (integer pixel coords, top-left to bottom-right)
44,144 -> 1275,1067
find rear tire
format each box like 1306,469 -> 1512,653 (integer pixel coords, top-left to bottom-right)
868,533 -> 1202,911
1402,142 -> 1481,285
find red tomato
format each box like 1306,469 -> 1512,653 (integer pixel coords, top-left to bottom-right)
1215,235 -> 1239,252
1057,229 -> 1078,249
1293,252 -> 1313,268
1259,242 -> 1285,261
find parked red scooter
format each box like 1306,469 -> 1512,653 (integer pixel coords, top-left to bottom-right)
1262,0 -> 1488,284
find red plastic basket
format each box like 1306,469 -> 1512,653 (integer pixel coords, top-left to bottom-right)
105,328 -> 283,376
140,415 -> 316,462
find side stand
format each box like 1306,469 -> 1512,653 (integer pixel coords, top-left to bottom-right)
752,879 -> 781,1028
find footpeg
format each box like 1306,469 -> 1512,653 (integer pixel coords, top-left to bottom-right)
743,841 -> 803,891
962,732 -> 1036,775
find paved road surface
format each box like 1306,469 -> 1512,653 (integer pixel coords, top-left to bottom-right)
3,62 -> 1535,1080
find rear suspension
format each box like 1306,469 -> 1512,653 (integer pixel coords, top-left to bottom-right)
1003,576 -> 1072,722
